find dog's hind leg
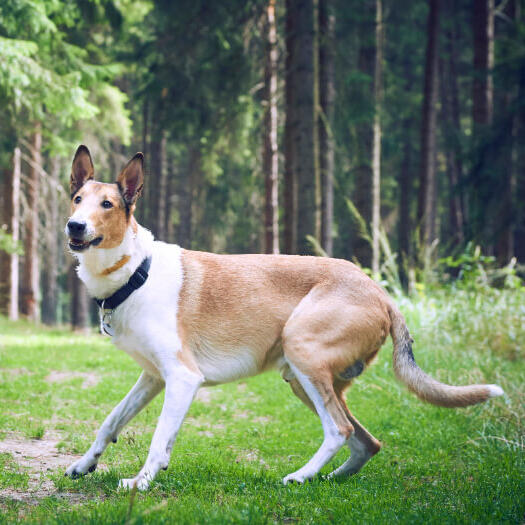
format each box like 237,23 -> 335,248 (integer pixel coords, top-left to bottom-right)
281,360 -> 352,484
65,372 -> 164,478
327,390 -> 381,478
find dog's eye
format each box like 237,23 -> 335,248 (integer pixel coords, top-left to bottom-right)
74,195 -> 82,204
102,200 -> 113,209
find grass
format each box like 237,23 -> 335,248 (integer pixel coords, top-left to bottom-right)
0,287 -> 523,524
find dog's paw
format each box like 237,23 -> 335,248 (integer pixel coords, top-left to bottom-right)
118,476 -> 150,491
65,457 -> 98,478
282,472 -> 308,485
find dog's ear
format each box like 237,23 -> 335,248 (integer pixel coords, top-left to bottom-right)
117,153 -> 144,207
71,145 -> 94,196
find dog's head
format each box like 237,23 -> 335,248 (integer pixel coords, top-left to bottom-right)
65,145 -> 144,252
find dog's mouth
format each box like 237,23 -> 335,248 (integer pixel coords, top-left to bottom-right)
68,236 -> 103,252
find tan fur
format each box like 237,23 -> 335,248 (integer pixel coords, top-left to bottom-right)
177,250 -> 394,436
99,255 -> 131,276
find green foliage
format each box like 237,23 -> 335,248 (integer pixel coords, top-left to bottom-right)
0,0 -> 131,153
439,244 -> 523,291
0,227 -> 23,256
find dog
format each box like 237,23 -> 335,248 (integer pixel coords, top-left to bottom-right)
64,145 -> 504,490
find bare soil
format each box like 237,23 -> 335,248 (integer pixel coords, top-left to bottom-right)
0,433 -> 97,505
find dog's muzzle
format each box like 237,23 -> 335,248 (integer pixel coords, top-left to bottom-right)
66,220 -> 102,252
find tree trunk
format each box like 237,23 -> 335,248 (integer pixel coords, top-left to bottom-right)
263,0 -> 280,254
155,131 -> 168,240
472,0 -> 494,128
21,126 -> 41,321
353,1 -> 375,267
148,107 -> 164,237
0,151 -> 17,316
513,4 -> 525,262
287,0 -> 317,255
165,153 -> 175,244
439,55 -> 464,247
470,0 -> 495,250
41,156 -> 59,325
319,0 -> 335,256
371,0 -> 383,275
398,118 -> 412,287
417,0 -> 441,248
494,0 -> 517,264
138,99 -> 149,225
440,10 -> 465,247
284,0 -> 298,254
177,147 -> 198,249
9,147 -> 21,321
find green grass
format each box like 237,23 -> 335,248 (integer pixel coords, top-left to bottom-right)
0,288 -> 523,524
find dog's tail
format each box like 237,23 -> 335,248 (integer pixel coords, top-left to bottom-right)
388,304 -> 503,407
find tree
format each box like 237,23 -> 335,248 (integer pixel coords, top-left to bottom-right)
319,0 -> 335,256
20,126 -> 41,321
263,0 -> 280,254
371,0 -> 383,275
353,1 -> 376,267
284,0 -> 298,254
41,156 -> 60,325
472,0 -> 494,128
416,0 -> 441,249
286,0 -> 317,255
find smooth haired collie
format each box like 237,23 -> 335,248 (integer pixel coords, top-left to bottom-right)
64,146 -> 503,490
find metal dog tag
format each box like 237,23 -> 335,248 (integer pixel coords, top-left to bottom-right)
99,304 -> 115,337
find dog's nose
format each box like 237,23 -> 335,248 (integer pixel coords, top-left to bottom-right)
67,220 -> 86,236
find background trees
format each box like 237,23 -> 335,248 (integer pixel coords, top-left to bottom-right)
0,0 -> 524,326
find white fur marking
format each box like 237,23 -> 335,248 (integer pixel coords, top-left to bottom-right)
66,372 -> 164,477
487,384 -> 504,398
282,363 -> 347,484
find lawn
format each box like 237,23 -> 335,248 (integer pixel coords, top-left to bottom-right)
0,288 -> 523,524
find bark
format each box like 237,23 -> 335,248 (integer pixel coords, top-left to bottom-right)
165,153 -> 175,244
495,0 -> 517,264
398,118 -> 412,287
9,147 -> 21,321
371,0 -> 383,275
354,2 -> 375,268
148,107 -> 165,237
439,55 -> 464,246
177,147 -> 198,248
440,12 -> 465,246
68,261 -> 89,331
21,126 -> 41,321
41,156 -> 59,325
287,0 -> 317,255
0,156 -> 14,316
263,0 -> 280,254
416,0 -> 441,248
155,131 -> 168,240
319,0 -> 335,256
513,4 -> 525,262
470,0 -> 495,250
284,0 -> 298,254
138,99 -> 149,225
472,0 -> 494,128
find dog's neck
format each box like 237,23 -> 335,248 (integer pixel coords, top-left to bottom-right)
73,221 -> 154,300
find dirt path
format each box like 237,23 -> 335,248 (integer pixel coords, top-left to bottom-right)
0,433 -> 91,505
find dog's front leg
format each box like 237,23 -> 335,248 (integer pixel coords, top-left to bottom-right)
66,372 -> 164,478
119,365 -> 203,491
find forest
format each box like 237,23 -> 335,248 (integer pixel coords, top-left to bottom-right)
0,2 -> 524,522
0,0 -> 524,326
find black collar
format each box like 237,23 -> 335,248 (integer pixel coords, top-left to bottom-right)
95,256 -> 152,310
